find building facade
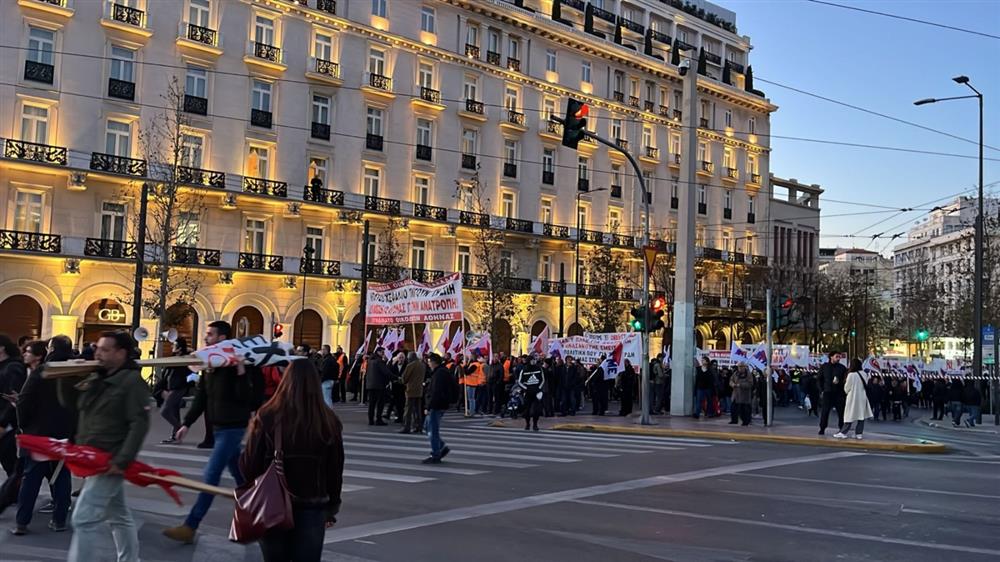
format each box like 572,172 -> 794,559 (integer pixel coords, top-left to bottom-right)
0,0 -> 775,355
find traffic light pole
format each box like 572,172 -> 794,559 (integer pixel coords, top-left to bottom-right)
766,288 -> 774,427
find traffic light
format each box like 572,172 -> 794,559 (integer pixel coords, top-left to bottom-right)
650,296 -> 666,332
272,323 -> 284,339
561,98 -> 589,149
630,306 -> 644,332
774,295 -> 794,329
915,328 -> 930,342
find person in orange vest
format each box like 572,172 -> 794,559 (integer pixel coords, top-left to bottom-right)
462,356 -> 486,417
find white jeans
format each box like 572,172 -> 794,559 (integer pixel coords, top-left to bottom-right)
69,474 -> 140,562
322,380 -> 335,409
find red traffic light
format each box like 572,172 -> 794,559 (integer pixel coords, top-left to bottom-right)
574,103 -> 589,119
651,296 -> 666,312
781,297 -> 794,309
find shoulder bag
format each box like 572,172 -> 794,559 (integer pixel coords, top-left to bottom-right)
229,421 -> 295,543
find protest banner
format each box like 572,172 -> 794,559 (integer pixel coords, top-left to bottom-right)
553,333 -> 641,366
365,273 -> 464,325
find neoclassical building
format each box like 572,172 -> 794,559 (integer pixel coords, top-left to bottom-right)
0,0 -> 776,356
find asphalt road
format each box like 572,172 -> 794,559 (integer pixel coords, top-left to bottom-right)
1,402 -> 998,561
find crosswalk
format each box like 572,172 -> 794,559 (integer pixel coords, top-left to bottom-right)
132,423 -> 733,510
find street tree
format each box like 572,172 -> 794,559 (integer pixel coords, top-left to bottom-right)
373,217 -> 406,282
581,243 -> 628,333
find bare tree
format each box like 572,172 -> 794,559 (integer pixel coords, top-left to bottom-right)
372,217 -> 406,282
581,244 -> 628,332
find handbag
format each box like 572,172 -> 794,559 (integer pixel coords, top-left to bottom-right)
229,421 -> 295,544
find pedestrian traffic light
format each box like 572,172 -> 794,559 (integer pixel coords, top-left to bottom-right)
561,98 -> 589,149
915,328 -> 930,342
630,306 -> 644,332
650,296 -> 666,332
273,323 -> 284,339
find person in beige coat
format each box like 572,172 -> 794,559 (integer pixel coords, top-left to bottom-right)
400,352 -> 427,434
835,358 -> 873,440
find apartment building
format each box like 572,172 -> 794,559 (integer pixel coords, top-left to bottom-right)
0,0 -> 776,354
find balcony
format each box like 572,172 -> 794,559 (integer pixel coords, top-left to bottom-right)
542,170 -> 554,185
309,121 -> 331,141
301,257 -> 341,277
368,72 -> 391,91
579,284 -> 632,300
243,177 -> 288,197
252,42 -> 281,63
415,144 -> 432,161
107,78 -> 136,101
365,133 -> 384,151
178,165 -> 225,188
747,212 -> 756,224
364,264 -> 402,282
615,138 -> 629,150
84,238 -> 136,259
90,152 -> 147,177
699,117 -> 710,128
503,162 -> 518,178
545,120 -> 563,137
464,43 -> 480,58
4,139 -> 67,166
727,60 -> 745,74
239,252 -> 283,272
725,167 -> 739,180
543,223 -> 569,238
698,202 -> 707,215
463,273 -> 488,289
303,184 -> 344,206
699,294 -> 722,308
110,3 -> 143,26
414,203 -> 447,221
701,247 -> 724,260
461,153 -> 477,170
699,161 -> 715,174
419,87 -> 441,104
704,51 -> 722,65
578,228 -> 604,244
23,60 -> 54,84
561,0 -> 585,10
540,280 -> 565,294
672,109 -> 682,120
644,100 -> 655,112
670,153 -> 681,166
592,5 -> 616,22
749,173 -> 762,184
459,210 -> 490,227
410,268 -> 446,283
503,277 -> 532,292
658,104 -> 670,117
250,108 -> 272,128
313,58 -> 341,81
505,109 -> 526,127
486,51 -> 501,66
464,98 -> 484,115
0,229 -> 60,254
628,95 -> 640,108
613,91 -> 625,103
172,246 -> 221,266
619,16 -> 644,34
183,94 -> 208,115
723,207 -> 732,220
670,196 -> 678,209
610,185 -> 622,198
506,57 -> 521,72
577,177 -> 590,191
505,217 -> 533,233
317,0 -> 337,15
610,233 -> 635,248
185,23 -> 217,46
364,195 -> 401,215
752,255 -> 768,266
644,146 -> 660,160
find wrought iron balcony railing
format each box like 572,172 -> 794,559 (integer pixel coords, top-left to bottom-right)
186,23 -> 217,46
461,153 -> 477,170
506,109 -> 525,126
465,99 -> 484,114
251,108 -> 272,128
364,195 -> 401,215
366,133 -> 384,151
591,5 -> 616,23
84,238 -> 136,259
463,273 -> 488,289
726,60 -> 745,74
699,117 -> 710,128
486,51 -> 501,66
644,100 -> 655,112
464,43 -> 480,58
368,73 -> 391,91
409,268 -> 446,283
503,277 -> 532,292
238,252 -> 283,271
700,161 -> 715,173
24,60 -> 54,84
253,42 -> 281,62
317,0 -> 337,15
111,3 -> 144,26
615,138 -> 629,150
301,257 -> 341,277
540,280 -> 566,294
749,173 -> 761,184
725,167 -> 739,180
108,78 -> 136,101
415,144 -> 432,161
628,95 -> 640,108
364,263 -> 403,282
414,203 -> 447,221
506,57 -> 521,72
672,109 -> 682,120
178,165 -> 225,188
704,51 -> 722,65
303,184 -> 344,206
644,146 -> 660,159
546,120 -> 563,135
613,91 -> 625,103
315,58 -> 340,78
578,228 -> 604,244
90,152 -> 147,177
578,284 -> 632,300
505,218 -> 533,233
543,223 -> 569,238
658,104 -> 670,117
183,94 -> 208,115
460,211 -> 490,227
619,17 -> 644,34
701,247 -> 723,260
611,233 -> 635,248
243,177 -> 288,197
0,229 -> 60,254
4,139 -> 67,166
311,121 -> 331,140
172,246 -> 221,266
419,86 -> 441,103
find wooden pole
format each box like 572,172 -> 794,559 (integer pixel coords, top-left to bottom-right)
141,473 -> 233,498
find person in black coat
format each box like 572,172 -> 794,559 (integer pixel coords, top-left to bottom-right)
159,338 -> 191,444
422,354 -> 454,463
931,380 -> 948,420
588,357 -> 608,416
961,380 -> 982,428
320,344 -> 340,408
617,360 -> 636,417
817,351 -> 847,435
364,349 -> 393,425
947,379 -> 965,426
0,335 -> 27,478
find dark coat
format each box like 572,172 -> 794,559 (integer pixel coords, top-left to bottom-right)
321,354 -> 340,383
819,361 -> 847,396
365,356 -> 393,390
182,365 -> 254,430
963,383 -> 982,407
730,370 -> 753,404
0,357 -> 27,429
425,365 -> 453,410
16,353 -> 76,440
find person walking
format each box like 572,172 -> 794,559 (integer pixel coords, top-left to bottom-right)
11,337 -> 75,535
931,379 -> 948,420
364,348 -> 392,426
240,359 -> 344,562
320,344 -> 340,409
617,360 -> 636,417
651,354 -> 667,414
58,332 -> 150,562
422,354 -> 453,464
835,359 -> 872,440
517,356 -> 545,431
729,364 -> 753,426
400,352 -> 426,434
158,338 -> 191,444
164,321 -> 254,545
818,351 -> 847,435
692,357 -> 714,419
0,334 -> 28,516
962,379 -> 982,428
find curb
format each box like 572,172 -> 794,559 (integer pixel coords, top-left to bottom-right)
917,418 -> 999,435
551,423 -> 949,454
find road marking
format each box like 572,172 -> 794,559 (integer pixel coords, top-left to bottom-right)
470,425 -> 724,446
346,459 -> 487,475
866,453 -> 1000,465
432,429 -> 666,453
348,434 -> 618,458
739,473 -> 1000,499
571,499 -> 1000,556
344,449 -> 536,469
342,469 -> 433,483
343,484 -> 374,493
344,440 -> 580,463
323,451 -> 861,544
140,450 -> 212,463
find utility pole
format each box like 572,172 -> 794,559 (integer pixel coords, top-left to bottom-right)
298,244 -> 314,347
558,262 -> 565,337
766,288 -> 773,426
130,182 -> 150,334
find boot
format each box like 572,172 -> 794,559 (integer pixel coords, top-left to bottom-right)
163,524 -> 196,544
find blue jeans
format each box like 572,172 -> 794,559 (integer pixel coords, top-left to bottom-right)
719,396 -> 731,415
693,389 -> 711,417
16,456 -> 71,526
424,409 -> 446,458
465,386 -> 477,415
259,505 -> 326,561
322,380 -> 336,409
69,475 -> 138,562
965,405 -> 981,427
185,427 -> 246,529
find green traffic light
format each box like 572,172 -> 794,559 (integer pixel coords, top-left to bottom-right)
850,329 -> 856,337
915,329 -> 930,342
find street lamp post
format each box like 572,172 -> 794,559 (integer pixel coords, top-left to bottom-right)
299,244 -> 314,347
915,76 -> 985,378
574,186 -> 608,330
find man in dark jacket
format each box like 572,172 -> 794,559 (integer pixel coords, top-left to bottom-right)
320,344 -> 340,409
422,354 -> 453,464
962,380 -> 982,428
932,380 -> 948,420
0,335 -> 27,478
400,352 -> 426,434
588,357 -> 608,416
693,357 -> 714,419
165,321 -> 253,544
159,338 -> 191,444
365,348 -> 392,426
817,351 -> 847,435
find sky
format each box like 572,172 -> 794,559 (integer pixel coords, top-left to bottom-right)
715,0 -> 1000,255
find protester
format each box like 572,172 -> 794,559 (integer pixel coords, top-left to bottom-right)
461,356 -> 486,417
835,358 -> 872,440
817,351 -> 846,435
164,321 -> 254,545
320,344 -> 340,409
587,357 -> 608,416
0,335 -> 27,478
651,354 -> 667,414
422,354 -> 453,464
364,348 -> 392,426
58,332 -> 150,562
931,379 -> 948,421
517,356 -> 545,431
617,359 -> 636,417
240,359 -> 344,562
962,379 -> 982,428
729,364 -> 753,426
692,357 -> 714,419
400,352 -> 426,434
157,337 -> 191,444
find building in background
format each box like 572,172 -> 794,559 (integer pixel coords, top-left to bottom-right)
767,175 -> 821,345
0,0 -> 775,355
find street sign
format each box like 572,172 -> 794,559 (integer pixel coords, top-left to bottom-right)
642,245 -> 658,276
984,325 -> 996,365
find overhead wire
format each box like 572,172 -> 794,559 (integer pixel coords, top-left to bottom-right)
803,0 -> 1000,41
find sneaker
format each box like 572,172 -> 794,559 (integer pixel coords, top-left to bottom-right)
421,456 -> 442,464
196,442 -> 213,449
38,500 -> 55,514
160,438 -> 177,445
398,429 -> 411,434
440,446 -> 451,459
163,524 -> 196,544
833,432 -> 847,439
10,525 -> 27,536
855,435 -> 864,440
47,520 -> 66,532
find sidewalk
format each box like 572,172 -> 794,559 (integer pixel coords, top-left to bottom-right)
917,415 -> 1000,435
551,412 -> 948,454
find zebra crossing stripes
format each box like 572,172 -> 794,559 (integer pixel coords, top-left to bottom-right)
349,434 -> 619,458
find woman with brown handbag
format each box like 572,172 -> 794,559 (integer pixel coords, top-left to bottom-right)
238,359 -> 344,561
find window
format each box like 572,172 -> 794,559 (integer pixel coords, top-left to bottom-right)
487,29 -> 500,53
608,209 -> 621,232
543,98 -> 557,121
747,154 -> 758,174
180,134 -> 203,168
110,46 -> 135,83
541,199 -> 553,224
501,192 -> 515,218
20,105 -> 48,144
748,117 -> 756,135
244,218 -> 266,254
659,88 -> 669,107
414,176 -> 430,205
724,110 -> 733,128
14,191 -> 44,233
465,23 -> 479,46
308,156 -> 327,185
670,133 -> 681,155
746,232 -> 755,255
251,80 -> 272,111
420,6 -> 435,33
306,226 -> 324,259
418,62 -> 434,88
545,49 -> 557,72
463,75 -> 478,101
697,185 -> 706,205
721,230 -> 731,252
673,90 -> 682,111
507,37 -> 520,59
671,183 -> 678,199
27,27 -> 55,65
698,141 -> 708,162
581,61 -> 591,83
542,149 -> 555,174
642,125 -> 654,148
748,196 -> 756,215
177,212 -> 200,247
368,47 -> 386,76
611,164 -> 622,187
314,32 -> 333,61
462,129 -> 477,154
254,15 -> 275,45
457,245 -> 471,274
366,107 -> 383,135
416,118 -> 432,147
105,120 -> 131,156
613,71 -> 625,93
723,147 -> 734,168
363,166 -> 380,197
577,156 -> 589,180
411,239 -> 426,269
312,95 -> 331,127
185,66 -> 207,98
371,0 -> 387,18
724,189 -> 732,210
500,250 -> 513,276
503,139 -> 517,165
645,81 -> 655,103
98,201 -> 126,240
540,255 -> 552,281
629,78 -> 639,98
611,118 -> 623,140
577,205 -> 589,232
504,86 -> 519,111
247,145 -> 270,178
699,100 -> 709,121
362,233 -> 378,264
188,0 -> 211,27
